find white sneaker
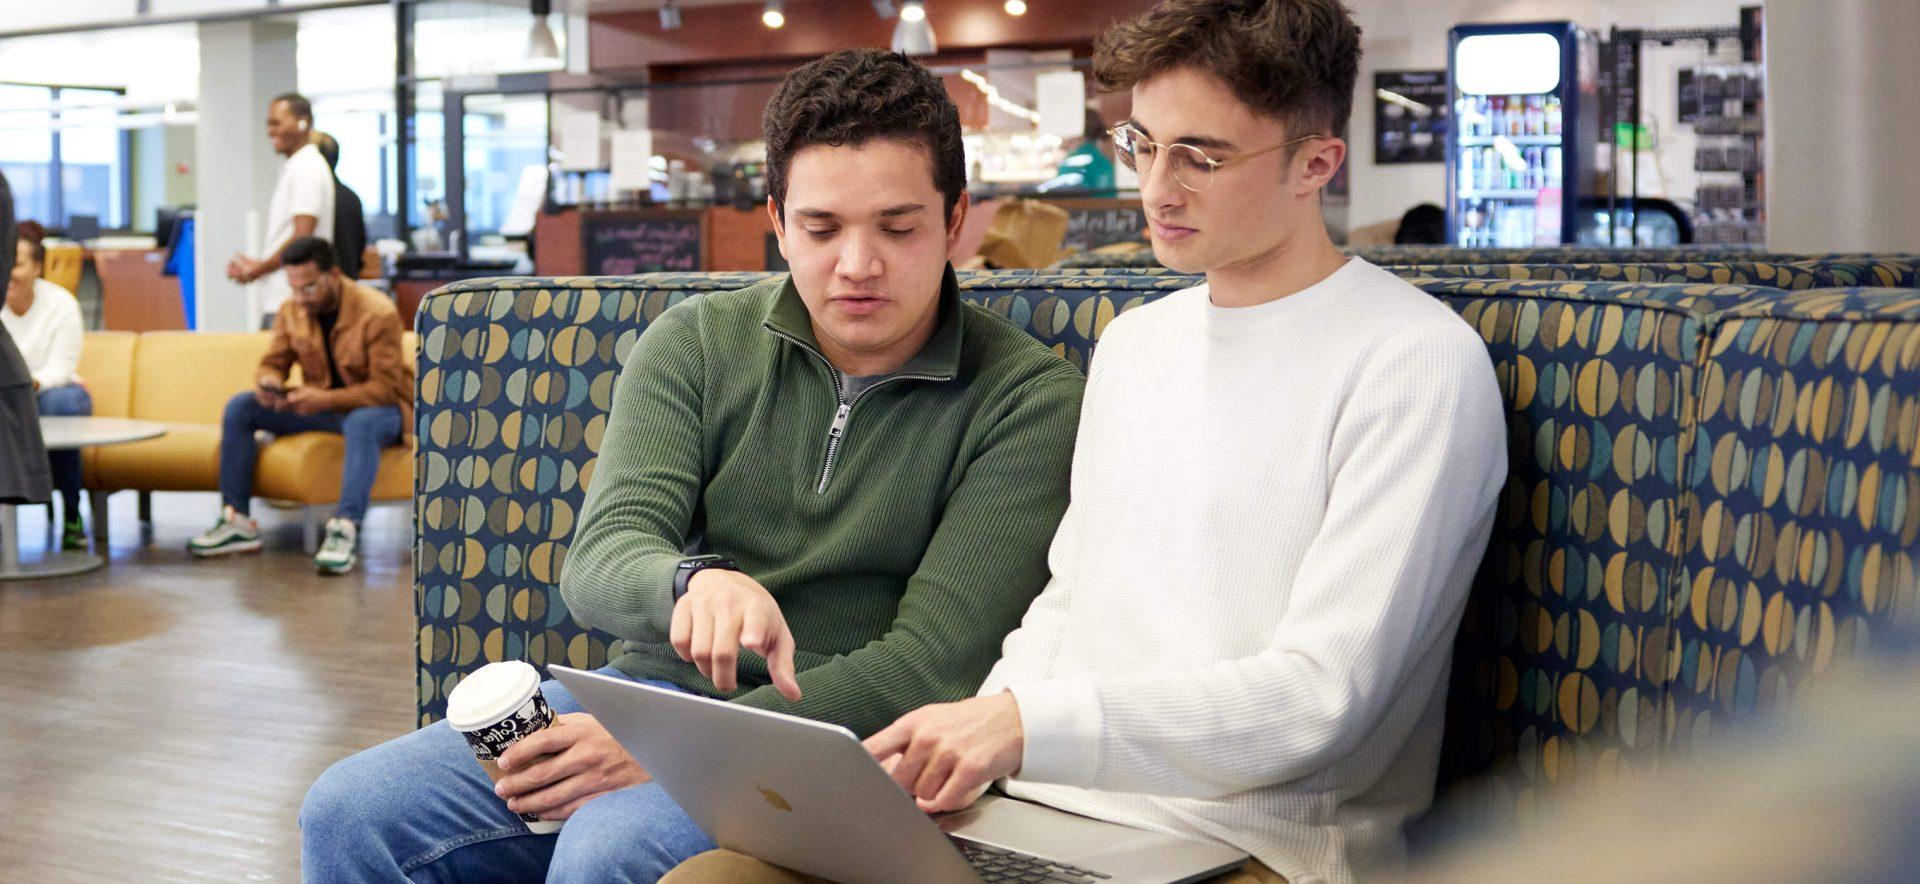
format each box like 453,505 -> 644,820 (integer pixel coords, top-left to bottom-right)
314,518 -> 359,576
188,506 -> 263,558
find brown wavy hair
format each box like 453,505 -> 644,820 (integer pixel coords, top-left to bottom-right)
1094,0 -> 1363,139
14,219 -> 45,266
763,48 -> 966,223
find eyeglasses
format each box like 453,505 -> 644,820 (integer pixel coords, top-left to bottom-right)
1109,124 -> 1323,193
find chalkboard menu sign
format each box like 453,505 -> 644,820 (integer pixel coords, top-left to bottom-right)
1057,201 -> 1147,253
1374,70 -> 1449,165
582,210 -> 705,275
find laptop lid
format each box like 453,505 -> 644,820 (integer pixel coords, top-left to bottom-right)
550,666 -> 980,884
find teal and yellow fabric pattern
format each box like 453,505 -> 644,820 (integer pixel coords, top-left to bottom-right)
1666,287 -> 1920,748
1784,259 -> 1920,288
953,270 -> 1198,371
1408,278 -> 1764,807
1395,263 -> 1824,289
1394,261 -> 1919,290
1353,245 -> 1777,266
1050,246 -> 1918,275
412,269 -> 1919,823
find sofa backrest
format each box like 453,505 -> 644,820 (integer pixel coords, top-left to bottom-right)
1403,277 -> 1785,810
126,331 -> 270,424
1393,260 -> 1920,291
1054,246 -> 1802,271
77,331 -> 138,419
1664,287 -> 1920,749
413,270 -> 1920,819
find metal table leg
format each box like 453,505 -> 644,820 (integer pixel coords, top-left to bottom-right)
0,501 -> 107,581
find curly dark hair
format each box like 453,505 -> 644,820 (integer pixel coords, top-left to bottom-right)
14,219 -> 45,266
1094,0 -> 1363,139
280,234 -> 337,273
763,49 -> 966,223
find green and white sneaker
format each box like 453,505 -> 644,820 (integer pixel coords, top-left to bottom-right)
61,515 -> 87,552
315,518 -> 359,576
188,506 -> 263,558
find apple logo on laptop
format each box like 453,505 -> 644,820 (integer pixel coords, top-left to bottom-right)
759,786 -> 793,812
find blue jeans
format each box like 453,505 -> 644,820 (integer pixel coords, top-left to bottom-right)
219,391 -> 401,523
36,384 -> 92,516
300,667 -> 716,883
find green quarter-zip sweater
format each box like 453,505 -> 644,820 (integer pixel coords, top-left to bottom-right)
558,267 -> 1084,737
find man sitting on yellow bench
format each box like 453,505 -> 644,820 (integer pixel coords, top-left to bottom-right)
188,235 -> 412,575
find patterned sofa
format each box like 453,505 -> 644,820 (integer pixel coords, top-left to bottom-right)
412,269 -> 1920,825
1395,258 -> 1920,290
1051,244 -> 1916,273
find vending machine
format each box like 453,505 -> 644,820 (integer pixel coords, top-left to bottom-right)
1446,21 -> 1599,247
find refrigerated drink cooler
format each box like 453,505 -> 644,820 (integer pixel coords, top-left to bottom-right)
1447,21 -> 1599,247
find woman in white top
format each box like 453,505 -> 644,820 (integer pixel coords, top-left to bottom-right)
3,221 -> 91,548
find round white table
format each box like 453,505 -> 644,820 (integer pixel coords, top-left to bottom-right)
1,416 -> 167,581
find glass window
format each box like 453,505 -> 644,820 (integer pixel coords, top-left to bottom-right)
462,93 -> 547,237
313,94 -> 398,229
0,83 -> 55,225
409,81 -> 448,246
57,88 -> 128,229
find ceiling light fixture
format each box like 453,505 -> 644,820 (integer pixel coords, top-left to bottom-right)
900,0 -> 926,23
1004,0 -> 1027,15
762,0 -> 785,29
526,0 -> 560,60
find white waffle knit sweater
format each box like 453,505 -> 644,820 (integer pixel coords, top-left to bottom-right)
980,258 -> 1508,884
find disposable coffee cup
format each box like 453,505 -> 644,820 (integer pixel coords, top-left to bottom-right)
446,661 -> 564,834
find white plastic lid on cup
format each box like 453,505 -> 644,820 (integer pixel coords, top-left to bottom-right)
446,661 -> 541,733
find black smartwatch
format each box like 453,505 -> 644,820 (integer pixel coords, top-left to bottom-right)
673,554 -> 740,600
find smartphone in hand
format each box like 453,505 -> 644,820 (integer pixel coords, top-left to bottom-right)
257,377 -> 287,407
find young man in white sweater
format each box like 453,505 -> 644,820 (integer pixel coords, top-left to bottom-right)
667,2 -> 1507,883
860,2 -> 1507,882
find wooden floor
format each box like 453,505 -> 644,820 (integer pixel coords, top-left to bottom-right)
0,492 -> 419,882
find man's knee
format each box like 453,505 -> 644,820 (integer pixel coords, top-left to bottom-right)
37,386 -> 91,416
222,391 -> 262,426
300,748 -> 385,839
548,786 -> 713,883
341,408 -> 396,445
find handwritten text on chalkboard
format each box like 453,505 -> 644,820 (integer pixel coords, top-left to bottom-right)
584,214 -> 703,275
1062,207 -> 1146,252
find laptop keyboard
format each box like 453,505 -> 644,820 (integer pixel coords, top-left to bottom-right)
957,840 -> 1112,882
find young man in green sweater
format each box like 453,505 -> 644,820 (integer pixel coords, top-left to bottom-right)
300,49 -> 1084,882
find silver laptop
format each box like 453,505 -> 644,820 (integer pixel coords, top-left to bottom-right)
551,666 -> 1247,884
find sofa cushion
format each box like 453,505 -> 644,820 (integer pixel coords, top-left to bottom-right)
1785,259 -> 1920,288
416,270 -> 1912,823
1395,260 -> 1920,291
127,331 -> 271,424
1666,287 -> 1920,749
88,422 -> 221,491
76,331 -> 139,480
1397,263 -> 1823,289
77,331 -> 137,418
255,433 -> 413,505
1400,277 -> 1786,813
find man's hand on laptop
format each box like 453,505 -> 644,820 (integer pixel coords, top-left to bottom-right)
864,692 -> 1025,814
493,713 -> 650,821
670,569 -> 804,701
